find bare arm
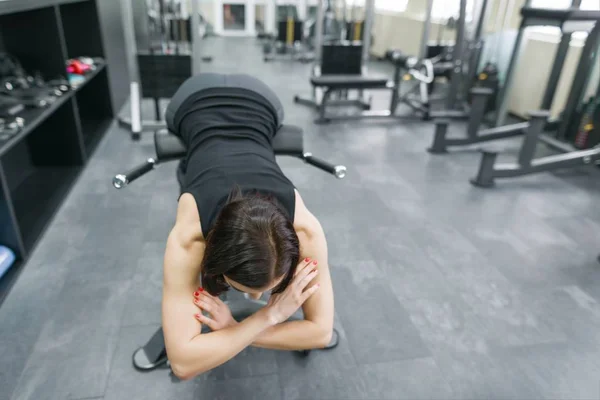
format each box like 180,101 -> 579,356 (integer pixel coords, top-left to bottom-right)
251,193 -> 335,350
162,195 -> 276,380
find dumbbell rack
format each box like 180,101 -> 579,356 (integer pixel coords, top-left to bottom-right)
0,0 -> 114,306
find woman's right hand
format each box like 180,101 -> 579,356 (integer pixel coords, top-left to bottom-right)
265,258 -> 320,325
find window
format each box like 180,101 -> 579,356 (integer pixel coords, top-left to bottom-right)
375,0 -> 409,12
530,0 -> 599,9
343,0 -> 409,12
431,0 -> 475,22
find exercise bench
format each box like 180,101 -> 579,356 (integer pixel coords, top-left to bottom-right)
304,50 -> 435,124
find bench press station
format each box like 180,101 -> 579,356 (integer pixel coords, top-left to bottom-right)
293,0 -> 439,124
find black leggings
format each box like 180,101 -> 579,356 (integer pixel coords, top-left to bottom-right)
165,73 -> 284,136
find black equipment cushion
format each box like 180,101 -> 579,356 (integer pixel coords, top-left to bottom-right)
155,124 -> 304,162
521,7 -> 600,21
272,124 -> 304,156
138,52 -> 193,99
155,130 -> 186,162
321,43 -> 363,75
310,75 -> 389,89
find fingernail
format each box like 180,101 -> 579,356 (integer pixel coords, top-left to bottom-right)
194,292 -> 199,296
199,288 -> 204,292
195,314 -> 201,318
316,283 -> 320,288
305,257 -> 310,262
313,260 -> 318,265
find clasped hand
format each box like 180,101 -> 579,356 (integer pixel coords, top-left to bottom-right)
193,257 -> 320,330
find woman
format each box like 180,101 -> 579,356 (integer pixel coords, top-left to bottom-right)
161,73 -> 334,380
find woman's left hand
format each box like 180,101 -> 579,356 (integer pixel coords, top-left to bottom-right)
193,289 -> 238,331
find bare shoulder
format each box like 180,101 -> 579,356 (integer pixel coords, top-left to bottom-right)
293,190 -> 325,245
172,193 -> 205,248
163,193 -> 205,282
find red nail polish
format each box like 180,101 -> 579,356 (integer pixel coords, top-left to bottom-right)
305,257 -> 310,262
195,314 -> 201,318
194,292 -> 199,296
199,288 -> 204,292
313,260 -> 318,265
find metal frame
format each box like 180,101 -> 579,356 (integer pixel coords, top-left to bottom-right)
464,0 -> 491,102
444,0 -> 469,109
470,111 -> 600,187
429,8 -> 600,154
556,19 -> 600,140
493,0 -> 594,127
409,0 -> 488,117
540,0 -> 581,111
293,0 -> 373,111
428,19 -> 600,187
311,59 -> 436,124
418,0 -> 435,61
428,88 -> 530,153
118,0 -> 202,140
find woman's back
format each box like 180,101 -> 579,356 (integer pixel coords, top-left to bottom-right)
176,87 -> 296,237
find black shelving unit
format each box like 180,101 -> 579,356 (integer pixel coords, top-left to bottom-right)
0,0 -> 114,305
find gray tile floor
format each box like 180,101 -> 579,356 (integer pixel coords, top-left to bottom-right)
2,37 -> 600,400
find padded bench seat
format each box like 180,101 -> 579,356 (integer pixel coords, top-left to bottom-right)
155,124 -> 304,163
310,75 -> 390,89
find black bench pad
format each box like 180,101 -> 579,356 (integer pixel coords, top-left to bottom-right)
155,124 -> 304,162
272,124 -> 304,156
155,131 -> 186,162
311,75 -> 390,89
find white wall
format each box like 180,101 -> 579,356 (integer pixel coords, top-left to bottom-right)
197,0 -> 217,25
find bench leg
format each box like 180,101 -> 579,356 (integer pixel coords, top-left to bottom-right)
427,121 -> 450,154
470,150 -> 498,188
315,88 -> 333,124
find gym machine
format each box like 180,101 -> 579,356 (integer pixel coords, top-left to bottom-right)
112,123 -> 345,370
293,0 -> 384,117
263,0 -> 314,62
429,0 -> 588,153
429,6 -> 600,187
118,0 -> 206,141
308,48 -> 438,123
411,0 -> 494,118
296,0 -> 493,123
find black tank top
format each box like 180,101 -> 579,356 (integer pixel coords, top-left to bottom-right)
176,87 -> 296,238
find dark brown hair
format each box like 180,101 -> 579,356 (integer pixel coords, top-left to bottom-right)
200,186 -> 300,296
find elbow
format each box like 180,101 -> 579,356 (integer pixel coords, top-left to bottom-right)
170,361 -> 209,381
169,355 -> 209,381
170,364 -> 193,381
170,360 -> 196,381
317,327 -> 334,349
